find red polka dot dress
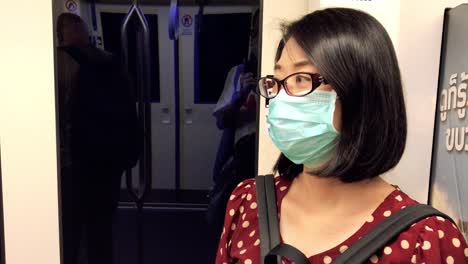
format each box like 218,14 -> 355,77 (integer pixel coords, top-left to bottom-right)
215,176 -> 468,264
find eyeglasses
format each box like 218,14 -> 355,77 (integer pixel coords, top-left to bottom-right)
257,72 -> 328,99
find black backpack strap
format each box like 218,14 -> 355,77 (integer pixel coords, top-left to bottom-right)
332,204 -> 454,264
255,175 -> 269,264
256,175 -> 309,264
266,244 -> 309,264
256,175 -> 281,264
264,175 -> 281,248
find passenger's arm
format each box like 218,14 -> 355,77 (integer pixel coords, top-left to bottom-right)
214,72 -> 257,129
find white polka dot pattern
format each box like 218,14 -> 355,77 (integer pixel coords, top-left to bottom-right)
323,256 -> 332,263
370,255 -> 379,263
438,230 -> 445,239
422,241 -> 431,250
452,238 -> 461,248
401,240 -> 409,249
384,246 -> 392,255
339,245 -> 348,253
215,178 -> 468,264
446,256 -> 454,264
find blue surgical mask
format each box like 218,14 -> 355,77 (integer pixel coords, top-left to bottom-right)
267,89 -> 339,167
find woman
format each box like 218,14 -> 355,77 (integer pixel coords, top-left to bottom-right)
216,8 -> 468,264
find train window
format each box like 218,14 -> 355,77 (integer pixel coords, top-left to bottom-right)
195,13 -> 252,104
101,12 -> 161,103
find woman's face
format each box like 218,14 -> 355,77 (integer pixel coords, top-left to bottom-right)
274,38 -> 342,132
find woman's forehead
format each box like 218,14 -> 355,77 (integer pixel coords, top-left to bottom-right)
275,38 -> 318,73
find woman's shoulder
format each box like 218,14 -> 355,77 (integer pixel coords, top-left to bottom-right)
228,176 -> 291,207
228,178 -> 257,207
376,189 -> 468,263
216,176 -> 290,263
224,175 -> 291,227
379,213 -> 468,263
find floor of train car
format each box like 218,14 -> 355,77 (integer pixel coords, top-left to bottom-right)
119,190 -> 210,204
113,206 -> 218,264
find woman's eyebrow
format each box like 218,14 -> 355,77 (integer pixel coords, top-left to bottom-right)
293,60 -> 312,68
274,59 -> 312,71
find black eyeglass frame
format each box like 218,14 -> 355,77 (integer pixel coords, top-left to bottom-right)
257,72 -> 328,99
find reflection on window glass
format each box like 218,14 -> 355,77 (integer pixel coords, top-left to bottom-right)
53,3 -> 259,263
101,12 -> 161,102
196,13 -> 251,104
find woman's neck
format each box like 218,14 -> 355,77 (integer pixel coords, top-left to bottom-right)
287,169 -> 394,217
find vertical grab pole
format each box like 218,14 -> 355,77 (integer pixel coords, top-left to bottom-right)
120,2 -> 152,264
169,0 -> 181,200
120,1 -> 152,204
134,0 -> 153,206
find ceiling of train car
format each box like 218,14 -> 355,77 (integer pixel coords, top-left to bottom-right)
91,0 -> 258,6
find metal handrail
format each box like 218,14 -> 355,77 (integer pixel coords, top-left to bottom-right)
120,0 -> 152,205
169,0 -> 179,40
119,3 -> 153,264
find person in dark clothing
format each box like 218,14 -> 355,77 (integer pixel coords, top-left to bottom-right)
56,13 -> 140,264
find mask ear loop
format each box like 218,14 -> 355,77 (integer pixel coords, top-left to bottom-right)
319,75 -> 328,85
320,76 -> 339,100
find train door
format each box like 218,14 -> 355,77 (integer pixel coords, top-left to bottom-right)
52,0 -> 260,263
177,5 -> 255,195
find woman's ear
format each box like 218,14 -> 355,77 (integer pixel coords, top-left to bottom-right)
333,97 -> 342,132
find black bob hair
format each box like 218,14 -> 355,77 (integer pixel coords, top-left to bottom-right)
273,8 -> 407,183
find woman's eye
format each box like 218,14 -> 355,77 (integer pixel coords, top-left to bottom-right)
296,75 -> 311,83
